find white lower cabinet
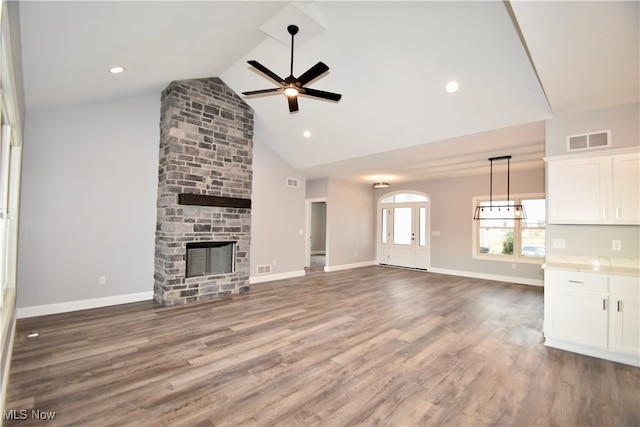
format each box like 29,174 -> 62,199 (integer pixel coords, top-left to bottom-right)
610,275 -> 640,357
544,269 -> 640,366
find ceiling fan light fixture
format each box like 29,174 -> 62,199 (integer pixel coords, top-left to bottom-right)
242,24 -> 342,113
284,86 -> 298,97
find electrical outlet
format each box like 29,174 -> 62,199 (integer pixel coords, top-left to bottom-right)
98,276 -> 106,285
612,240 -> 622,251
553,238 -> 566,249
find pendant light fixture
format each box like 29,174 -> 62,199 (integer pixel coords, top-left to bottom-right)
473,155 -> 526,220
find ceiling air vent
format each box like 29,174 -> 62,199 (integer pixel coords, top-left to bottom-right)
567,130 -> 611,152
286,178 -> 300,188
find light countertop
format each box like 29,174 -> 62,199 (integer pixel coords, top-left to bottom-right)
543,255 -> 640,277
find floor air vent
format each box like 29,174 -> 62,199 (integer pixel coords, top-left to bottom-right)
567,130 -> 610,152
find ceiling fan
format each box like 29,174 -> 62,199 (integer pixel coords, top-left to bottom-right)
242,24 -> 342,113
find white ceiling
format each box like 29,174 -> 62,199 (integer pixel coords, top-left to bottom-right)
16,1 -> 639,184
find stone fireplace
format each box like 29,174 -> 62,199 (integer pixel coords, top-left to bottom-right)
154,77 -> 253,306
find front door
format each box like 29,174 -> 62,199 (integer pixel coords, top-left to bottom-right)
378,199 -> 430,269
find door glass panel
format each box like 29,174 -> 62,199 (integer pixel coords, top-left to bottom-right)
381,208 -> 388,244
393,207 -> 412,245
419,207 -> 426,246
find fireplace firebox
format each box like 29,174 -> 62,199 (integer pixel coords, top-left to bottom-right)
186,242 -> 236,278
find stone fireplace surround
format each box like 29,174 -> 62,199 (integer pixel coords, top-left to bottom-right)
154,77 -> 253,306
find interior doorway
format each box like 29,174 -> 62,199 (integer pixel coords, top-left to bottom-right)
377,192 -> 431,269
305,198 -> 327,270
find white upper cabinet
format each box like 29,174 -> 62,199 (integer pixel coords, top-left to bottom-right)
612,153 -> 640,224
546,149 -> 640,225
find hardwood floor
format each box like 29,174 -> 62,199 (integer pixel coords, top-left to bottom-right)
5,266 -> 639,426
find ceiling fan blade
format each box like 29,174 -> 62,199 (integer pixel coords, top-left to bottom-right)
247,60 -> 285,85
297,62 -> 330,86
242,88 -> 281,96
302,87 -> 342,102
288,96 -> 299,113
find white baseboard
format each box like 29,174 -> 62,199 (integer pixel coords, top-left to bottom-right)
16,291 -> 154,319
324,261 -> 375,272
426,267 -> 543,287
249,270 -> 306,284
545,338 -> 640,367
251,262 -> 376,281
16,266 -> 539,318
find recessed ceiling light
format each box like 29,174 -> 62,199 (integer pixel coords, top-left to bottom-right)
303,130 -> 311,138
109,66 -> 125,74
445,80 -> 459,93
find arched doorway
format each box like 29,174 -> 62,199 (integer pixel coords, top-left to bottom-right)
377,191 -> 431,269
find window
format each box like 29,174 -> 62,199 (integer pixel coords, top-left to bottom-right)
381,193 -> 428,203
473,195 -> 545,263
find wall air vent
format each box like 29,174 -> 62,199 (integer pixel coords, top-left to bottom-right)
256,265 -> 272,275
567,130 -> 611,152
286,178 -> 300,188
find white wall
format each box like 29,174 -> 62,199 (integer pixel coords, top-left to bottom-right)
306,178 -> 327,199
545,102 -> 639,157
17,93 -> 160,314
326,178 -> 375,270
250,139 -> 306,281
21,94 -> 633,312
544,102 -> 640,259
17,89 -> 316,311
376,167 -> 546,284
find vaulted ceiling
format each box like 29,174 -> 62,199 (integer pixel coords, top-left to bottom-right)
16,1 -> 639,184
